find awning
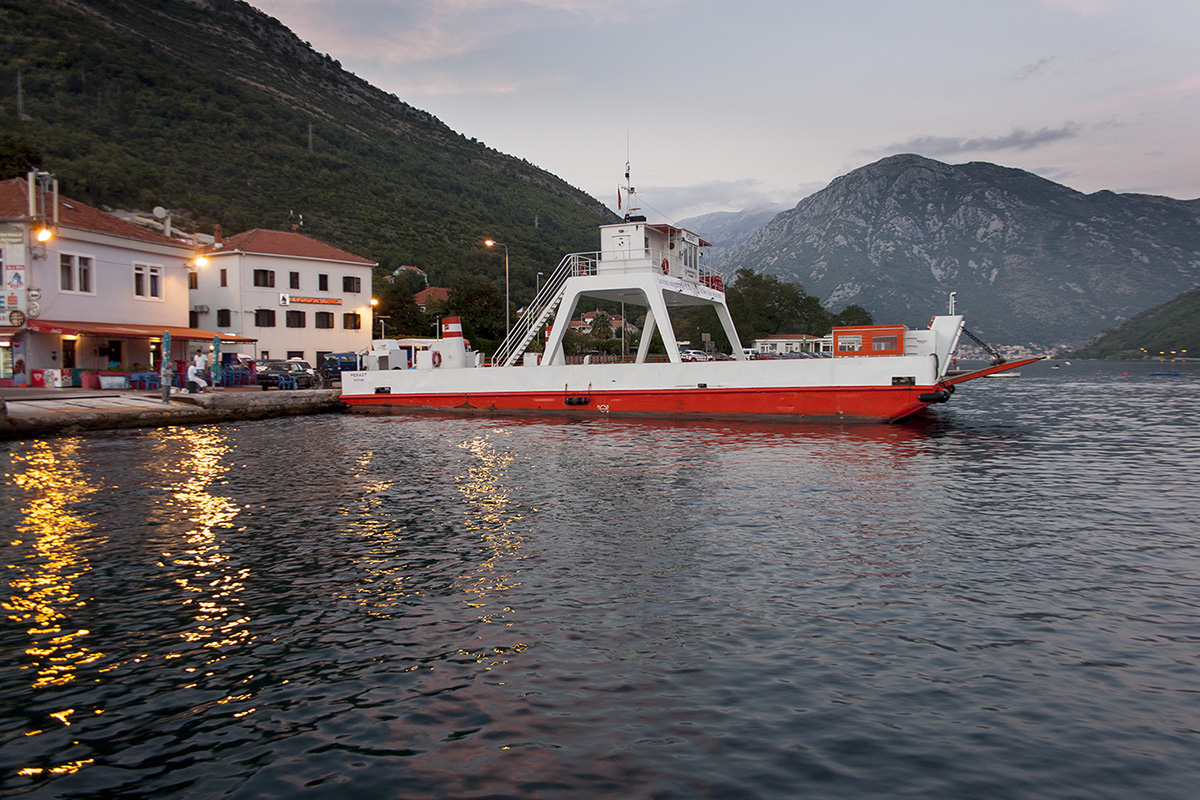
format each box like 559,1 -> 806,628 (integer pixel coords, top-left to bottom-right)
26,319 -> 256,343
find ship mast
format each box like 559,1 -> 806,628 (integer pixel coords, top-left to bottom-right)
620,161 -> 641,221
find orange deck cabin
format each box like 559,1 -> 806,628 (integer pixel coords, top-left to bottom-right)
831,325 -> 908,357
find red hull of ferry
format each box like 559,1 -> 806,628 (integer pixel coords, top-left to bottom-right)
341,383 -> 945,422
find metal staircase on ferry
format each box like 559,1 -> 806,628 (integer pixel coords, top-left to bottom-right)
491,251 -> 598,367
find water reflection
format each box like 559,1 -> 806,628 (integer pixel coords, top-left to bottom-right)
156,427 -> 247,655
4,440 -> 102,691
453,429 -> 529,670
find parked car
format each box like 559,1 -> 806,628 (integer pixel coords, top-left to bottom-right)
257,360 -> 315,389
319,352 -> 359,383
680,350 -> 710,362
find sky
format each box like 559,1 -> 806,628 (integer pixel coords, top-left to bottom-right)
251,0 -> 1200,222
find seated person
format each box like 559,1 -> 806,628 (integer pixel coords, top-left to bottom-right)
186,363 -> 208,393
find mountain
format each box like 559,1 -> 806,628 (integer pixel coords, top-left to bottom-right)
677,205 -> 784,270
0,0 -> 615,295
718,154 -> 1200,347
1067,287 -> 1200,359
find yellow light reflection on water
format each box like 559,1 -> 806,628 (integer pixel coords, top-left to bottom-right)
453,431 -> 530,669
158,428 -> 249,653
4,441 -> 102,690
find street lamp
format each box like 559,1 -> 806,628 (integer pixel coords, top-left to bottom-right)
370,297 -> 389,339
484,239 -> 509,335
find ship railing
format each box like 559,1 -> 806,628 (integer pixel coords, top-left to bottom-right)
491,251 -> 599,367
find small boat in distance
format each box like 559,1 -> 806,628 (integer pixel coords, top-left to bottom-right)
341,173 -> 1041,423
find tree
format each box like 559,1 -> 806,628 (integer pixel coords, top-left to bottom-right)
832,304 -> 874,327
371,274 -> 426,336
0,133 -> 44,180
589,310 -> 613,340
447,274 -> 506,351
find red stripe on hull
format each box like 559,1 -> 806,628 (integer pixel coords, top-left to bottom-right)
341,384 -> 942,422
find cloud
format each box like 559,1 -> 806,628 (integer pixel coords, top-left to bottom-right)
253,0 -> 635,68
631,179 -> 799,222
874,124 -> 1081,158
1043,0 -> 1108,15
1013,56 -> 1056,81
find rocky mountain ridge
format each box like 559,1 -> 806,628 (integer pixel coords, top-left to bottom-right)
700,155 -> 1200,347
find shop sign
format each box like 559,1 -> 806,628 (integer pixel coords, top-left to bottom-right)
287,296 -> 343,305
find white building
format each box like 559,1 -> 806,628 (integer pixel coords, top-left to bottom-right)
1,174 -> 252,386
189,229 -> 376,364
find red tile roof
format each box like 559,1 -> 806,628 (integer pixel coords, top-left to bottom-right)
214,228 -> 375,265
414,286 -> 449,305
0,178 -> 186,248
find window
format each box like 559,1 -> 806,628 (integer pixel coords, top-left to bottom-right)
134,264 -> 163,299
188,271 -> 198,290
343,312 -> 361,330
287,351 -> 305,360
254,309 -> 276,327
220,268 -> 228,287
318,274 -> 329,291
873,334 -> 899,351
290,271 -> 300,290
315,311 -> 334,329
59,254 -> 94,294
286,310 -> 306,328
837,335 -> 862,352
343,275 -> 361,293
216,309 -> 232,327
253,269 -> 275,287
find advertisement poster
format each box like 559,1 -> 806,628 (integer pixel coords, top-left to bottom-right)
11,338 -> 26,385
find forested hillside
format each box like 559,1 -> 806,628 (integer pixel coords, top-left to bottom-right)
1068,288 -> 1200,359
0,0 -> 615,301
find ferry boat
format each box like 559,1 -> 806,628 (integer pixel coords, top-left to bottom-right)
341,182 -> 1040,423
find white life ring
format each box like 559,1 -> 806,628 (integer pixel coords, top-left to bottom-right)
661,258 -> 669,274
432,351 -> 442,368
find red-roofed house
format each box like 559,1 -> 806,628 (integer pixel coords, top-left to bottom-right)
190,228 -> 377,363
412,286 -> 449,313
0,174 -> 240,385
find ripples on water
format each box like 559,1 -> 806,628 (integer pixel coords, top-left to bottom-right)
2,367 -> 1199,798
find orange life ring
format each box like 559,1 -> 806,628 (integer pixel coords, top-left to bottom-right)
661,258 -> 669,274
432,351 -> 442,368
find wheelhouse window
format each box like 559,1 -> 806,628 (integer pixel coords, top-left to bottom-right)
286,310 -> 306,328
133,264 -> 163,299
873,334 -> 898,351
343,312 -> 361,330
59,254 -> 94,294
254,309 -> 276,327
837,335 -> 862,353
253,269 -> 275,288
315,312 -> 334,329
343,275 -> 361,293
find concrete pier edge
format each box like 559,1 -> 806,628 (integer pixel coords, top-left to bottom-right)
1,388 -> 344,440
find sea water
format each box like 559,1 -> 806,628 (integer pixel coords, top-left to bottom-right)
2,363 -> 1198,798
